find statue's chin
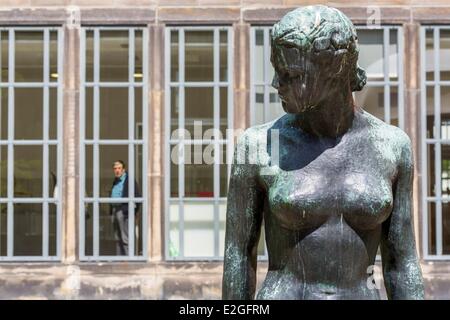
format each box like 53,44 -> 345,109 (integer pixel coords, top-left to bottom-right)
282,101 -> 317,114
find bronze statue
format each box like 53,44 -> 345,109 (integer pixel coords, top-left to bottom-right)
222,5 -> 424,300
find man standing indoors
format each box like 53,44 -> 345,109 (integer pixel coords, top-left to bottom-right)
110,160 -> 141,256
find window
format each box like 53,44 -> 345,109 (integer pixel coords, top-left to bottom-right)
0,27 -> 63,261
80,27 -> 148,261
250,26 -> 404,129
165,27 -> 233,259
250,26 -> 405,259
421,26 -> 450,259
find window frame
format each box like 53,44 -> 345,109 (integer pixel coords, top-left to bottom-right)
420,25 -> 450,260
79,26 -> 149,262
0,26 -> 64,261
164,26 -> 234,261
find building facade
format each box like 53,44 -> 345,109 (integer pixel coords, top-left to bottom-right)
0,0 -> 449,299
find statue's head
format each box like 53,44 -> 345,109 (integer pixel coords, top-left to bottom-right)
271,5 -> 366,114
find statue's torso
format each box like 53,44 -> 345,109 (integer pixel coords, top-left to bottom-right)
252,110 -> 402,300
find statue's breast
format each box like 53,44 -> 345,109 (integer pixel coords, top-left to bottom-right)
265,167 -> 394,231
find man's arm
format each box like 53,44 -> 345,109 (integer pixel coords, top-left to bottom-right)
380,133 -> 425,299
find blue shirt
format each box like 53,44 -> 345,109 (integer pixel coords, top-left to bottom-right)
111,172 -> 127,198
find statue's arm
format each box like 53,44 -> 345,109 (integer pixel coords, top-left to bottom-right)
222,132 -> 264,300
380,134 -> 425,300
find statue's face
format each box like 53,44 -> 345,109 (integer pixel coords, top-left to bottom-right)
271,40 -> 351,114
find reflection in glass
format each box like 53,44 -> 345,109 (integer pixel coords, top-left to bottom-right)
220,31 -> 228,82
183,202 -> 214,257
85,144 -> 93,197
50,31 -> 58,82
49,203 -> 57,256
50,88 -> 58,140
99,202 -> 117,256
185,31 -> 214,82
185,87 -> 214,134
220,144 -> 228,197
0,146 -> 6,198
14,203 -> 42,256
389,29 -> 398,81
442,145 -> 450,196
84,203 -> 93,256
0,203 -> 5,256
100,30 -> 129,82
357,30 -> 384,81
14,146 -> 42,198
220,87 -> 228,135
185,144 -> 214,198
86,30 -> 94,82
170,30 -> 179,82
427,143 -> 437,197
428,201 -> 436,255
440,30 -> 450,81
1,31 -> 8,83
170,145 -> 179,198
15,31 -> 43,82
426,86 -> 435,138
442,202 -> 450,254
441,87 -> 450,139
168,203 -> 180,258
15,88 -> 43,140
1,88 -> 7,140
254,30 -> 264,83
426,29 -> 434,81
99,87 -> 128,140
254,85 -> 264,125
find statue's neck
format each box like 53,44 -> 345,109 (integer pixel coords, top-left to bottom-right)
291,93 -> 356,139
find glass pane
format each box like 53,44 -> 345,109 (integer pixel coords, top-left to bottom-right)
170,145 -> 179,198
390,86 -> 399,127
428,201 -> 436,255
85,144 -> 93,197
14,203 -> 42,256
14,145 -> 42,198
1,88 -> 7,140
1,31 -> 8,83
85,87 -> 93,140
220,87 -> 228,136
134,30 -> 143,83
185,144 -> 214,198
49,145 -> 57,198
219,144 -> 228,197
168,202 -> 179,258
49,87 -> 57,140
0,203 -> 6,256
220,30 -> 228,82
267,87 -> 284,122
15,31 -> 43,82
254,29 -> 264,83
443,202 -> 450,254
15,88 -> 43,140
84,203 -> 93,256
170,30 -> 179,82
442,87 -> 450,139
426,29 -> 434,81
100,202 -> 119,256
170,87 -> 179,135
427,144 -> 437,197
49,203 -> 57,256
354,86 -> 384,121
86,30 -> 94,82
99,145 -> 128,198
134,200 -> 144,256
254,85 -> 264,125
389,29 -> 398,81
358,29 -> 384,81
440,30 -> 450,81
185,31 -> 214,82
442,145 -> 450,196
426,86 -> 435,139
50,31 -> 58,82
100,87 -> 128,140
135,87 -> 142,140
0,146 -> 6,198
185,87 -> 214,135
134,144 -> 143,201
100,30 -> 129,82
184,201 -> 214,257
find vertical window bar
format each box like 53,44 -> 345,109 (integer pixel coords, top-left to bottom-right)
263,28 -> 270,122
142,27 -> 149,259
420,27 -> 429,258
56,27 -> 63,258
178,29 -> 185,258
79,28 -> 86,258
164,28 -> 171,259
93,29 -> 100,258
213,28 -> 220,258
383,27 -> 391,124
434,27 -> 443,256
227,27 -> 233,184
249,28 -> 255,127
7,29 -> 14,257
42,29 -> 50,258
398,27 -> 405,131
128,29 -> 135,257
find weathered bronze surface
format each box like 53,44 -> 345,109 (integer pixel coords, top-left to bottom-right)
222,5 -> 424,300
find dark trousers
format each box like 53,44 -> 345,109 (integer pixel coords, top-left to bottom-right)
112,207 -> 128,256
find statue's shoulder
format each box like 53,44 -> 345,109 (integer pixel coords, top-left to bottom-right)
359,110 -> 412,162
236,117 -> 282,147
